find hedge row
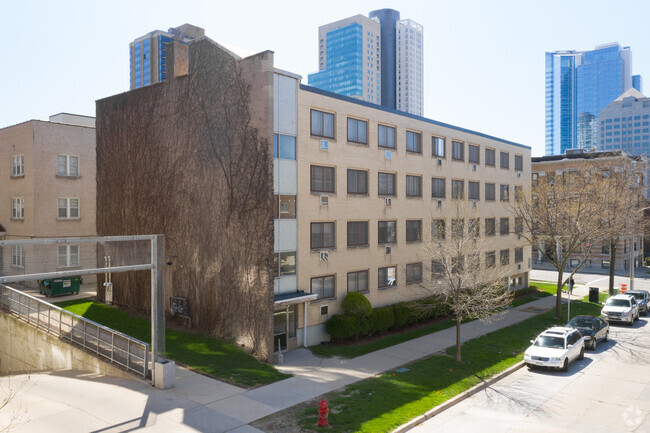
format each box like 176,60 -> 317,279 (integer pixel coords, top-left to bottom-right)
326,295 -> 452,342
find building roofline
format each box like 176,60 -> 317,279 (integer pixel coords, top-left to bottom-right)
274,67 -> 302,80
532,150 -> 644,163
0,118 -> 95,132
300,84 -> 530,150
49,112 -> 95,120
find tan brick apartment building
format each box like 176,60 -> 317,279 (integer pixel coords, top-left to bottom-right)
0,114 -> 96,284
97,36 -> 531,358
531,150 -> 645,271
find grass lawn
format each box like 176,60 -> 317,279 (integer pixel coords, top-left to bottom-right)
255,301 -> 601,433
530,281 -> 565,295
56,300 -> 289,388
582,291 -> 609,304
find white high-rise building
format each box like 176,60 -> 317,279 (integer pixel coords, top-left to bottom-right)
396,19 -> 424,116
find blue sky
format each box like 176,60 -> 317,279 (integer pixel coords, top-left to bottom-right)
2,0 -> 650,156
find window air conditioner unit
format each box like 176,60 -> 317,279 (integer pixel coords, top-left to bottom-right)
472,201 -> 477,208
438,159 -> 443,166
472,164 -> 477,171
320,195 -> 329,206
437,199 -> 442,207
385,246 -> 392,255
518,264 -> 521,270
385,197 -> 392,207
320,140 -> 328,150
385,150 -> 392,159
517,171 -> 522,177
320,251 -> 329,262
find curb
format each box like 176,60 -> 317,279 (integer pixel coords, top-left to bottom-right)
392,361 -> 526,433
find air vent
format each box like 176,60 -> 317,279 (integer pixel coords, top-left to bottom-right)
320,251 -> 329,262
385,246 -> 392,255
320,305 -> 329,316
320,140 -> 328,150
437,199 -> 442,207
385,197 -> 392,207
320,195 -> 329,206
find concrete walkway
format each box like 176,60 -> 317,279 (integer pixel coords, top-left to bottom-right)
1,289 -> 572,433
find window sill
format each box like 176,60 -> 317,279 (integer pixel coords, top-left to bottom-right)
406,240 -> 422,244
406,196 -> 422,199
378,194 -> 396,198
311,191 -> 336,196
378,285 -> 397,291
311,135 -> 335,141
406,281 -> 423,286
378,242 -> 396,247
451,158 -> 465,162
311,297 -> 337,305
56,175 -> 81,179
347,193 -> 369,197
378,146 -> 396,150
57,218 -> 81,221
311,247 -> 336,252
347,244 -> 369,249
10,175 -> 24,179
347,141 -> 368,146
11,218 -> 24,221
432,155 -> 446,159
406,151 -> 423,155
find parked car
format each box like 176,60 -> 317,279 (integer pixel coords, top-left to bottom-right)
524,326 -> 585,371
566,315 -> 609,350
601,294 -> 639,325
625,290 -> 649,316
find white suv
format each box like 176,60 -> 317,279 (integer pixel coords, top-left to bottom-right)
601,294 -> 639,326
524,327 -> 585,371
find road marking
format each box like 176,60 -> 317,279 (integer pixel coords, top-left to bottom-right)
585,276 -> 609,287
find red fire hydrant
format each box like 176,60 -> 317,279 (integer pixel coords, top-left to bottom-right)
317,399 -> 329,427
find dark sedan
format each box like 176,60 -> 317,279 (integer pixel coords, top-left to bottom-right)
566,315 -> 609,350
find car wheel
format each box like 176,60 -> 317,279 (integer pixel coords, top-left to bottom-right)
561,358 -> 569,372
526,363 -> 534,370
603,331 -> 608,342
578,347 -> 585,360
591,339 -> 597,350
629,316 -> 635,326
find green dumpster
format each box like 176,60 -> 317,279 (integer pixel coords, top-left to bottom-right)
38,276 -> 82,297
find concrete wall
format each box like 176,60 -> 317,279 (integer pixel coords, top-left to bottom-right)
0,312 -> 135,380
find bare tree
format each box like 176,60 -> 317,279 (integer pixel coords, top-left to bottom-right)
511,161 -> 613,318
420,201 -> 514,362
0,374 -> 30,432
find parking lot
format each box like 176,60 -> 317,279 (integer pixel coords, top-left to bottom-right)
416,311 -> 650,432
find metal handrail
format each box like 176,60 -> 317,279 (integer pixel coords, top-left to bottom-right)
0,285 -> 149,378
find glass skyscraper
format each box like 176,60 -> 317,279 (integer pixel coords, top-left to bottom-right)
309,10 -> 423,115
545,43 -> 640,155
130,24 -> 204,90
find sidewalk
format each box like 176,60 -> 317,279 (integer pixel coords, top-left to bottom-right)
2,293 -> 564,433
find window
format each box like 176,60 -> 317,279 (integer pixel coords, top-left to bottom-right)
485,183 -> 495,201
406,175 -> 422,197
602,244 -> 610,254
406,263 -> 422,284
486,251 -> 496,268
11,197 -> 24,219
500,249 -> 510,266
347,221 -> 368,247
432,136 -> 445,157
273,134 -> 296,159
601,260 -> 610,269
378,266 -> 396,288
311,275 -> 335,299
514,186 -> 523,202
451,180 -> 464,199
500,184 -> 509,201
514,217 -> 523,235
468,218 -> 480,238
273,251 -> 296,277
58,245 -> 79,268
347,169 -> 368,194
452,141 -> 464,161
514,155 -> 523,171
311,109 -> 334,138
500,217 -> 509,235
500,152 -> 509,169
485,218 -> 495,236
485,148 -> 495,166
406,131 -> 422,153
347,118 -> 368,144
406,220 -> 422,242
431,177 -> 446,198
378,124 -> 396,149
311,165 -> 335,193
347,270 -> 369,293
515,247 -> 523,263
378,221 -> 397,244
378,172 -> 396,196
311,222 -> 335,249
12,155 -> 24,177
468,181 -> 479,200
451,218 -> 464,239
532,173 -> 538,187
273,195 -> 296,219
432,219 -> 445,240
468,145 -> 479,163
11,245 -> 24,268
58,198 -> 80,219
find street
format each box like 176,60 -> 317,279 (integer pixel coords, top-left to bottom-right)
414,270 -> 650,433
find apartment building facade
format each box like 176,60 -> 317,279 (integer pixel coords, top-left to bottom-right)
0,114 -> 96,283
531,151 -> 645,271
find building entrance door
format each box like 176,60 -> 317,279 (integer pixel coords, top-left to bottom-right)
273,310 -> 288,352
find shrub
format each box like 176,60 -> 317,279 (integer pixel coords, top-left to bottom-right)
341,292 -> 372,318
392,303 -> 412,328
326,314 -> 359,341
370,306 -> 394,334
646,257 -> 650,266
